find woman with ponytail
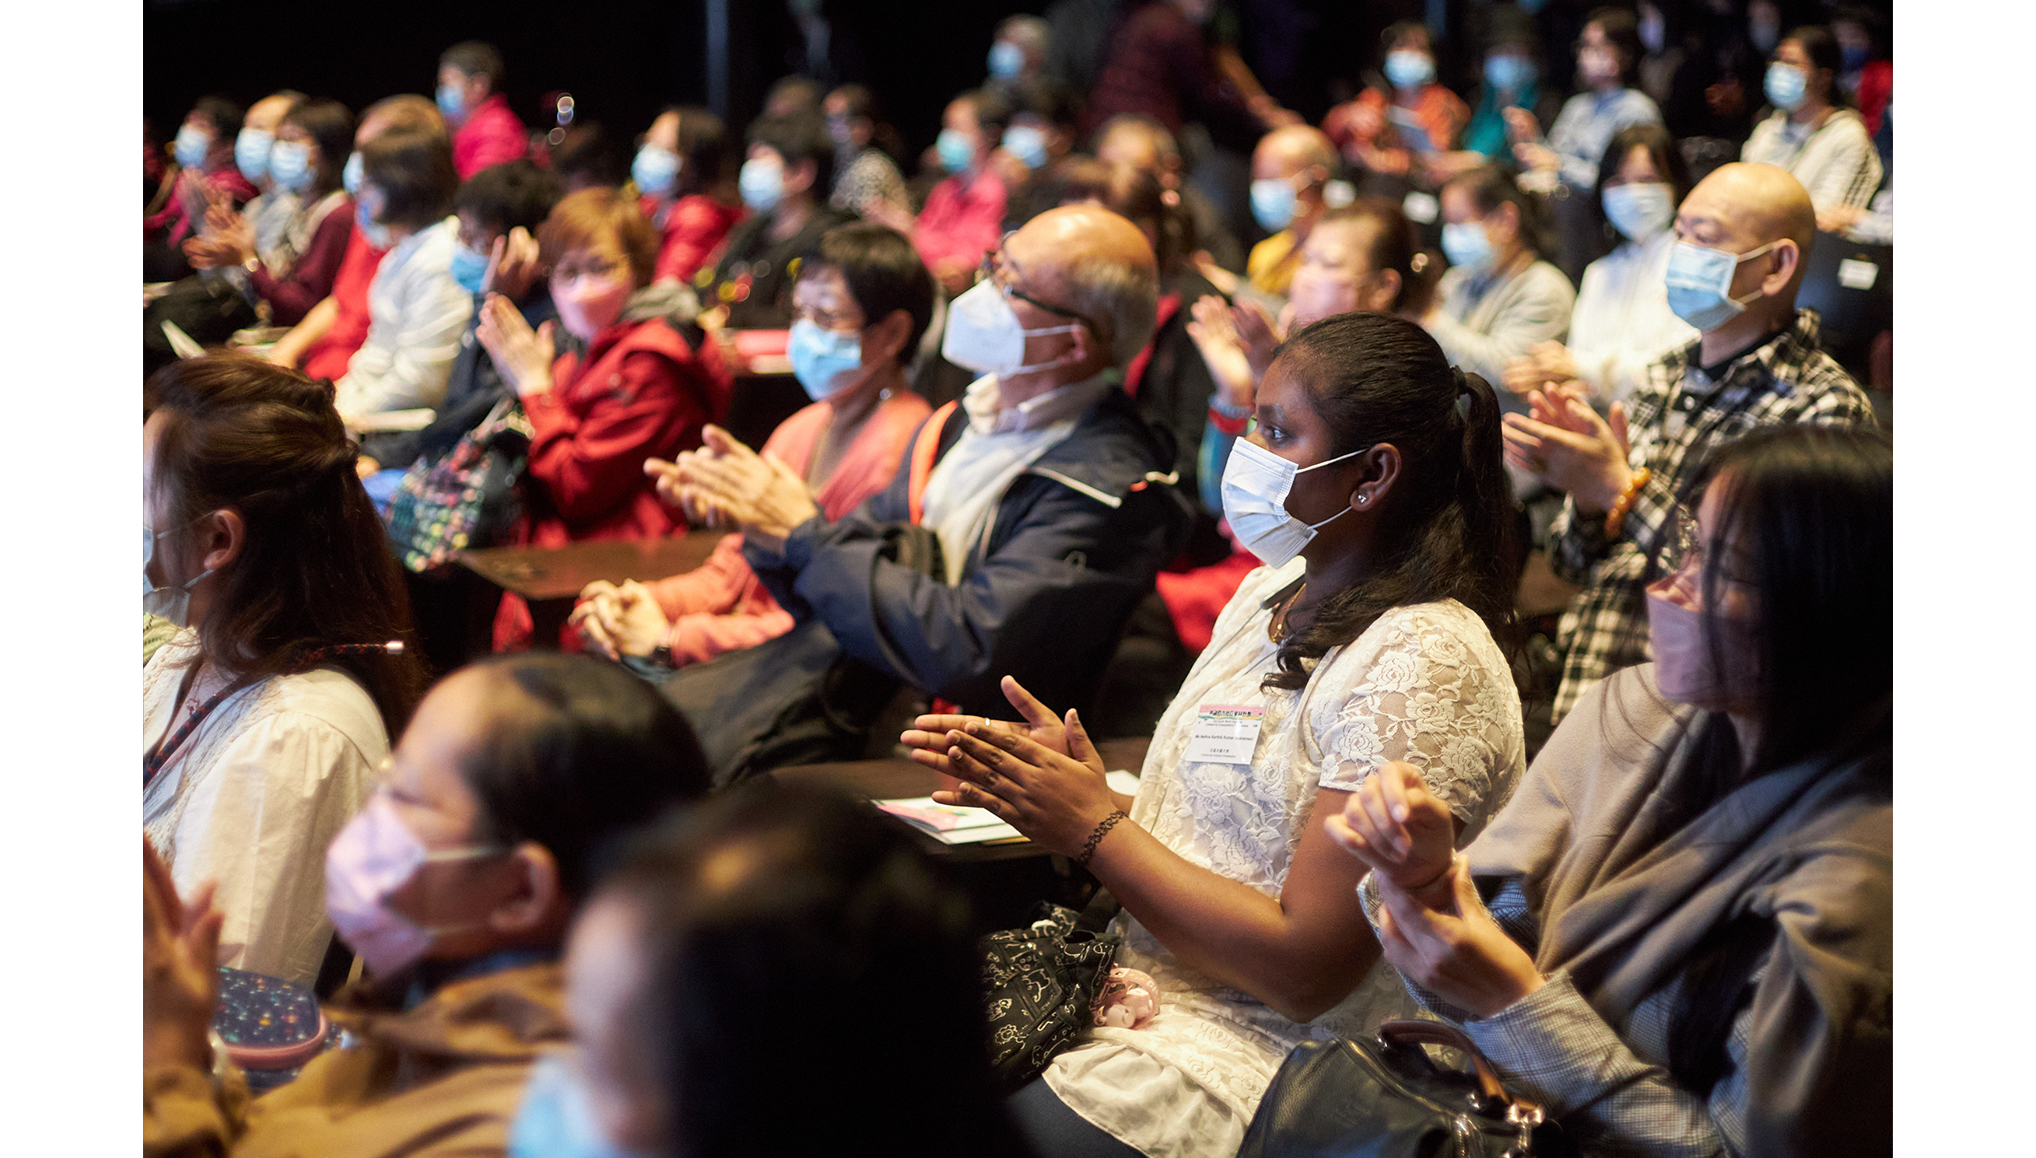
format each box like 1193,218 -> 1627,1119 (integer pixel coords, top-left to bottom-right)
900,312 -> 1527,1158
144,350 -> 428,987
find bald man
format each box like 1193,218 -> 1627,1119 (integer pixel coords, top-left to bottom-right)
1501,163 -> 1876,726
1245,124 -> 1337,295
657,205 -> 1193,776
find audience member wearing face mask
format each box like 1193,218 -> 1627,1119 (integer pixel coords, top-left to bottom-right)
823,85 -> 913,224
1829,6 -> 1891,137
1335,424 -> 1892,1158
663,205 -> 1190,738
703,113 -> 856,330
517,783 -> 1030,1158
1321,22 -> 1470,185
267,95 -> 448,381
634,106 -> 748,286
142,653 -> 712,1158
574,224 -> 933,671
1739,25 -> 1884,227
1505,124 -> 1698,409
188,91 -> 302,278
1244,124 -> 1338,296
437,40 -> 529,179
875,88 -> 1014,297
1425,167 -> 1575,427
478,188 -> 733,650
143,352 -> 428,990
1510,9 -> 1664,196
995,79 -> 1083,223
1501,162 -> 1877,727
188,100 -> 358,328
903,313 -> 1524,1158
984,12 -> 1051,98
1437,20 -> 1561,182
330,128 -> 473,422
145,96 -> 260,280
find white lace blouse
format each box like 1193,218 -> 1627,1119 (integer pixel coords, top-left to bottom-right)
143,632 -> 388,988
1041,559 -> 1526,1158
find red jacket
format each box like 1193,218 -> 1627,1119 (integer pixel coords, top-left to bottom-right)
453,95 -> 529,180
644,193 -> 747,285
301,229 -> 389,383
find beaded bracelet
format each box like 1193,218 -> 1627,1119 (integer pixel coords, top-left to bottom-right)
1602,467 -> 1653,541
1074,811 -> 1129,868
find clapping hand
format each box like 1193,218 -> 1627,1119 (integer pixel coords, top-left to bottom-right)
475,292 -> 557,397
1186,294 -> 1257,413
1501,384 -> 1633,515
923,702 -> 1126,857
1501,106 -> 1542,145
1324,763 -> 1459,904
1501,341 -> 1579,397
484,227 -> 545,300
661,425 -> 819,545
1370,857 -> 1546,1018
143,836 -> 223,1070
902,675 -> 1111,786
569,579 -> 671,660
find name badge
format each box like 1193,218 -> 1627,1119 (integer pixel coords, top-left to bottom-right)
1182,704 -> 1265,765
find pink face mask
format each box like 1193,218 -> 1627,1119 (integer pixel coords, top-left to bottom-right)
324,792 -> 506,977
1644,573 -> 1759,709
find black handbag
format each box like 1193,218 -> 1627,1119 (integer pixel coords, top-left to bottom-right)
1236,1020 -> 1574,1158
979,891 -> 1123,1095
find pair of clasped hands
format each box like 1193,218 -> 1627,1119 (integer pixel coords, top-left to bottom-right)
905,675 -> 1543,1018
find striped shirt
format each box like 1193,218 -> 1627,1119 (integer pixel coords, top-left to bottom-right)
1740,108 -> 1884,215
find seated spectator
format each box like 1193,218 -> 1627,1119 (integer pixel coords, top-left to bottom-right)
521,783 -> 1029,1158
1831,6 -> 1892,137
267,95 -> 447,381
663,205 -> 1190,721
1338,424 -> 1892,1157
142,653 -> 712,1156
145,96 -> 259,281
996,79 -> 1083,217
143,352 -> 427,988
1502,162 -> 1876,726
705,114 -> 856,329
1504,123 -> 1698,408
1095,112 -> 1245,274
187,99 -> 357,328
1321,21 -> 1470,185
549,121 -> 629,192
986,13 -> 1051,97
571,223 -> 932,669
1245,124 -> 1338,295
824,86 -> 913,223
479,189 -> 732,648
633,106 -> 747,286
438,40 -> 528,178
1436,17 -> 1561,182
1426,166 -> 1575,417
1741,25 -> 1884,224
1510,9 -> 1664,197
332,127 -> 472,421
213,91 -> 304,274
904,312 -> 1525,1158
879,88 -> 1014,296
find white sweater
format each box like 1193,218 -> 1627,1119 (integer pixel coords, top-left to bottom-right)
333,217 -> 474,420
1741,107 -> 1883,215
1568,229 -> 1699,407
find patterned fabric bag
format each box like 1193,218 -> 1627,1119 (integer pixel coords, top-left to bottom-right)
384,397 -> 533,573
979,892 -> 1122,1094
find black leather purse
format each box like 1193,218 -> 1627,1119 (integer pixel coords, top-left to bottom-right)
1237,1020 -> 1574,1158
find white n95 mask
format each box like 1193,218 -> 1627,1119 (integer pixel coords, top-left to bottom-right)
1220,438 -> 1366,568
940,277 -> 1079,377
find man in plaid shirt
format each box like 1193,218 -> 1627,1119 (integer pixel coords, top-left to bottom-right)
1503,163 -> 1877,725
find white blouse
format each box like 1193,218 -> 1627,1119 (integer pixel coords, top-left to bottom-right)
143,632 -> 388,988
1568,229 -> 1699,407
1042,560 -> 1527,1158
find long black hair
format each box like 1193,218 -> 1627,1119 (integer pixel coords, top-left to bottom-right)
1262,313 -> 1519,691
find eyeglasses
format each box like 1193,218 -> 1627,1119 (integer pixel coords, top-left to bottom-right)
1664,504 -> 1758,591
979,233 -> 1101,336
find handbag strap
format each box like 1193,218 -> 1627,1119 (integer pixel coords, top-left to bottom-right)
1376,1019 -> 1543,1121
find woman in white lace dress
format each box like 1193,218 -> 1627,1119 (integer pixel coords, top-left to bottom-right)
144,352 -> 428,987
903,312 -> 1528,1158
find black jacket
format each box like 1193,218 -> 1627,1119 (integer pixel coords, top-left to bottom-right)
746,385 -> 1193,717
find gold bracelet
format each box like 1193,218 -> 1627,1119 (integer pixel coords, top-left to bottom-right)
1602,467 -> 1652,541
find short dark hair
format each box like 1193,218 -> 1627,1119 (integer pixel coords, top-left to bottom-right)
192,95 -> 244,146
749,113 -> 836,195
1782,25 -> 1849,107
593,783 -> 1029,1158
802,223 -> 937,355
957,88 -> 1014,143
440,40 -> 506,88
456,159 -> 565,239
1445,165 -> 1552,260
550,122 -> 630,189
1591,122 -> 1691,234
281,99 -> 355,198
361,127 -> 457,229
455,653 -> 712,898
1585,7 -> 1644,86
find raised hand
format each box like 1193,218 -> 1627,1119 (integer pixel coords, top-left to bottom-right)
1186,294 -> 1257,413
930,721 -> 1124,857
475,293 -> 556,397
902,675 -> 1107,781
143,836 -> 223,1070
1324,763 -> 1458,903
485,227 -> 544,300
1502,389 -> 1632,515
1371,859 -> 1545,1018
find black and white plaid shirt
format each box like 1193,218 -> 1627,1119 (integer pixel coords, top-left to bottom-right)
1546,309 -> 1876,723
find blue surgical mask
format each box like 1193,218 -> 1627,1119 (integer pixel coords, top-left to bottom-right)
436,83 -> 467,121
343,151 -> 364,196
739,157 -> 784,213
788,318 -> 865,400
936,128 -> 977,174
1383,50 -> 1434,90
174,124 -> 210,170
235,129 -> 273,183
988,39 -> 1025,79
1664,238 -> 1780,331
1250,178 -> 1297,232
1002,125 -> 1049,170
1764,62 -> 1808,112
1485,54 -> 1534,93
1440,221 -> 1493,273
355,195 -> 393,250
144,524 -> 213,629
268,141 -> 314,193
632,145 -> 681,197
450,242 -> 491,296
508,1054 -> 652,1158
1601,182 -> 1676,243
